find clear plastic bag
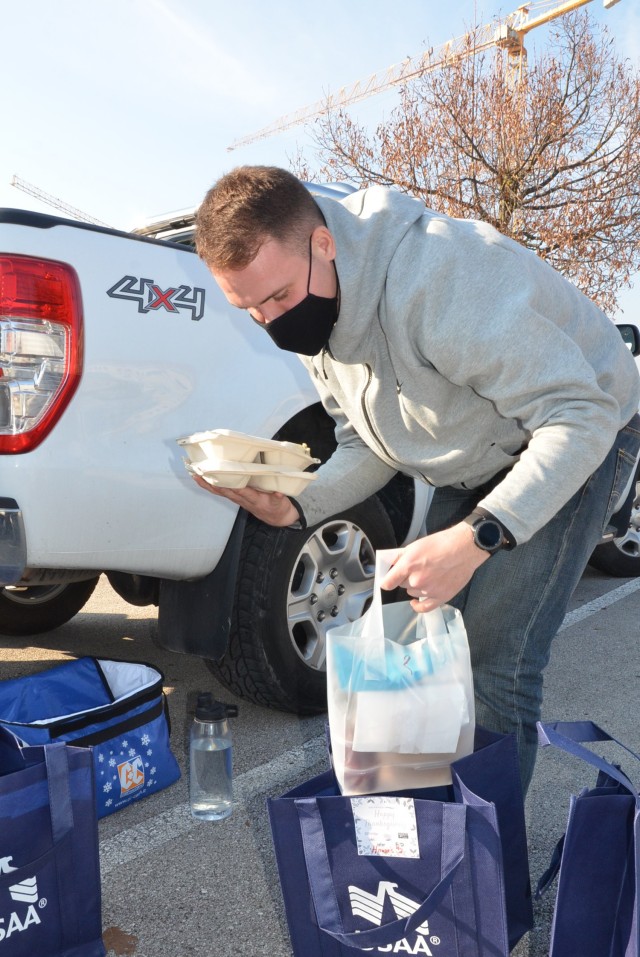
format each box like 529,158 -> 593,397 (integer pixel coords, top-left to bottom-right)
326,550 -> 475,795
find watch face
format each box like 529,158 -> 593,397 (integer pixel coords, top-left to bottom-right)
476,519 -> 502,550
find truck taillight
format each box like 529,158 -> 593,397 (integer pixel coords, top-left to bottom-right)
0,255 -> 83,453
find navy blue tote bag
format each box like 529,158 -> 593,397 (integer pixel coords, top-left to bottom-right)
0,727 -> 105,957
268,727 -> 532,957
536,721 -> 640,957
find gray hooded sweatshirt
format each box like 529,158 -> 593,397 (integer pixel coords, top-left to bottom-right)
294,186 -> 640,544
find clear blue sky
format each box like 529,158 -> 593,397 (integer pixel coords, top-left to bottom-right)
1,0 -> 638,316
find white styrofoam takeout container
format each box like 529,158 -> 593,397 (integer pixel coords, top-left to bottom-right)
177,429 -> 319,470
185,458 -> 317,496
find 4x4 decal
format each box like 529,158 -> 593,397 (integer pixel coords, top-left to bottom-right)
107,275 -> 205,320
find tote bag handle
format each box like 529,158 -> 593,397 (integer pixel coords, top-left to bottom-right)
537,721 -> 640,803
296,797 -> 467,950
536,720 -> 640,957
44,740 -> 75,841
0,726 -> 74,843
0,729 -> 81,951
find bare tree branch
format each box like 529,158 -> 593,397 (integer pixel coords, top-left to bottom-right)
292,13 -> 640,313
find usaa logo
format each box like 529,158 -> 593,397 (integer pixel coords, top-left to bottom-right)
0,856 -> 47,943
352,881 -> 441,955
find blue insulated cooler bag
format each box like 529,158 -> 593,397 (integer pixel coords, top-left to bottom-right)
0,657 -> 180,817
0,727 -> 105,957
268,727 -> 533,957
536,721 -> 640,957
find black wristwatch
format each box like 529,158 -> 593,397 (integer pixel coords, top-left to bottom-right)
464,512 -> 507,555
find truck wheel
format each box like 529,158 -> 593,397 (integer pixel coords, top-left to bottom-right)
207,497 -> 396,715
589,464 -> 640,578
0,578 -> 100,636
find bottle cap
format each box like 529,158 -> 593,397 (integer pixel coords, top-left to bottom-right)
194,692 -> 239,722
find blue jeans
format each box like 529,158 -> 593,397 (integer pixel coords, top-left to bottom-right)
427,413 -> 640,794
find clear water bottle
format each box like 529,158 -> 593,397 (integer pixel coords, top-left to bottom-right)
189,693 -> 238,821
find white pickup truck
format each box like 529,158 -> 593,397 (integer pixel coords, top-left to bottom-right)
1,185 -> 638,715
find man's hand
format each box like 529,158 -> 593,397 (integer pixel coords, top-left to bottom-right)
379,522 -> 490,611
191,474 -> 301,527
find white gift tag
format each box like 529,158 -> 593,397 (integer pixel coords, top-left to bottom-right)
351,796 -> 420,858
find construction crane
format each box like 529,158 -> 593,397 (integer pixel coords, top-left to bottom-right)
228,0 -> 622,151
10,175 -> 113,228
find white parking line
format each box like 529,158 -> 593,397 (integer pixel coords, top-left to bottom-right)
100,576 -> 640,869
558,577 -> 640,632
99,736 -> 326,875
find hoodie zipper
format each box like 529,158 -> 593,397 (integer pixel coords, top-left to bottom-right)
361,363 -> 397,461
322,351 -> 432,484
321,351 -> 391,458
362,363 -> 433,486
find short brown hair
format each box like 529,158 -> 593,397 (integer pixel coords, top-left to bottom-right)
195,166 -> 324,270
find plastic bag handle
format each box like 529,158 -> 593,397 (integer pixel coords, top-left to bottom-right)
537,721 -> 639,803
296,797 -> 467,949
419,608 -> 451,667
362,549 -> 450,679
362,550 -> 394,677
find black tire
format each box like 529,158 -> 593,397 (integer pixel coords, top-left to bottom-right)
0,578 -> 100,636
207,497 -> 396,715
589,464 -> 640,577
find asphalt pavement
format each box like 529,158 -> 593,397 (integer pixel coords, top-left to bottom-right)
1,566 -> 639,957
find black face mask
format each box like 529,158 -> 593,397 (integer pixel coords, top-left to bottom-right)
257,240 -> 339,356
